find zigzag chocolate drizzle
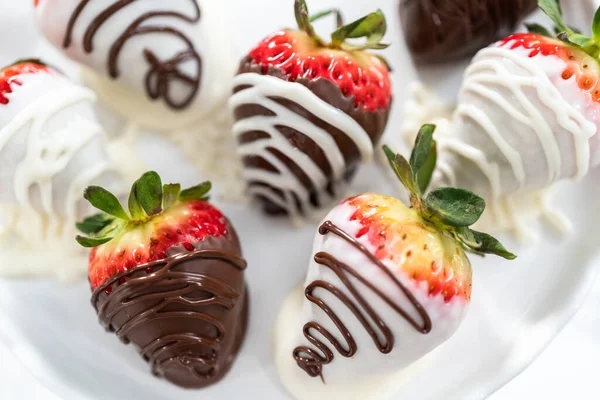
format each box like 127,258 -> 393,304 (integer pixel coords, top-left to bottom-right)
91,248 -> 248,388
64,0 -> 202,110
292,220 -> 431,380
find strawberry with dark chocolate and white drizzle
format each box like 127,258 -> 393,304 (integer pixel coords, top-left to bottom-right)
230,0 -> 392,219
77,172 -> 248,389
276,126 -> 514,393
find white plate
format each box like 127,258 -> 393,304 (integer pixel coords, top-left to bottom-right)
0,1 -> 599,399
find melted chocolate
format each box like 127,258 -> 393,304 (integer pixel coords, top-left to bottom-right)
91,228 -> 248,389
400,0 -> 537,64
64,0 -> 202,110
293,221 -> 431,380
234,59 -> 391,215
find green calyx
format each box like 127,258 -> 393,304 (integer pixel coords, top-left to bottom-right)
75,171 -> 211,248
529,0 -> 600,58
383,125 -> 516,260
294,0 -> 390,57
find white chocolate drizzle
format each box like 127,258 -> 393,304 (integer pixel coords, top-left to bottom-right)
0,80 -> 116,280
444,45 -> 596,199
229,73 -> 373,220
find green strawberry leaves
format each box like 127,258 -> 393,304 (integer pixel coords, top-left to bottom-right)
76,217 -> 126,248
293,0 -> 390,57
533,0 -> 600,59
134,171 -> 163,216
383,124 -> 516,260
294,0 -> 321,44
83,186 -> 129,220
128,181 -> 145,220
128,171 -> 163,219
424,188 -> 485,227
410,124 -> 437,193
383,124 -> 437,199
76,171 -> 212,249
179,182 -> 211,202
162,183 -> 181,209
410,124 -> 434,175
75,213 -> 114,235
593,6 -> 600,44
470,230 -> 517,260
331,9 -> 390,50
75,235 -> 114,248
538,0 -> 571,34
383,146 -> 418,197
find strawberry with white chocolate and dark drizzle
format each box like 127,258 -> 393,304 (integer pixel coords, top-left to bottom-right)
230,0 -> 392,219
35,0 -> 202,110
284,126 -> 514,387
76,172 -> 248,389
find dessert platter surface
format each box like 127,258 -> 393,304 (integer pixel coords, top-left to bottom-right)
0,1 -> 599,400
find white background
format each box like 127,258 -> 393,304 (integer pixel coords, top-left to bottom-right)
1,275 -> 598,399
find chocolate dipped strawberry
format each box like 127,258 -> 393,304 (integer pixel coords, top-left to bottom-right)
77,172 -> 248,389
35,0 -> 236,131
275,125 -> 514,398
230,0 -> 392,220
391,0 -> 600,237
400,0 -> 537,64
0,58 -> 122,281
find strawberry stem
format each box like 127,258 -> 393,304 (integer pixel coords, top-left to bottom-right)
534,0 -> 600,60
383,125 -> 516,260
293,0 -> 390,55
76,171 -> 213,249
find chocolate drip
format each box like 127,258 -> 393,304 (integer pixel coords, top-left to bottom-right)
234,59 -> 391,215
400,0 -> 537,64
91,233 -> 248,389
64,0 -> 202,110
293,221 -> 431,380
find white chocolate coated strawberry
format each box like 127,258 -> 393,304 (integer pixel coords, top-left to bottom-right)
35,0 -> 235,131
275,195 -> 471,399
433,36 -> 600,201
0,62 -> 121,280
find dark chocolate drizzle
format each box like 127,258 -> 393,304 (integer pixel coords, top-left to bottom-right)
293,221 -> 431,380
91,245 -> 248,388
233,58 -> 391,216
400,0 -> 537,64
64,0 -> 202,110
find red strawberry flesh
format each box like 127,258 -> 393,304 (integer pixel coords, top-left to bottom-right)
0,61 -> 49,105
501,33 -> 600,101
248,30 -> 392,111
346,194 -> 472,303
89,200 -> 227,291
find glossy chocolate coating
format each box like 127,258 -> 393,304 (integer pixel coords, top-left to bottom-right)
400,0 -> 537,63
233,57 -> 390,215
91,222 -> 248,389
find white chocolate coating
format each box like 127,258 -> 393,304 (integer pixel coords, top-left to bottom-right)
274,203 -> 467,398
392,83 -> 572,241
435,41 -> 599,199
229,73 -> 373,221
36,0 -> 236,131
0,70 -> 121,281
